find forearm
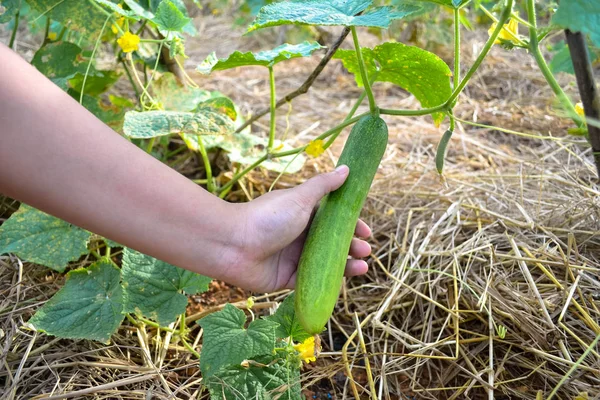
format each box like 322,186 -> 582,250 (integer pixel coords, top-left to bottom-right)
0,43 -> 241,279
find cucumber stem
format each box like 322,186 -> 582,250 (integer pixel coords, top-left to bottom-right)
196,136 -> 215,193
445,0 -> 514,107
351,27 -> 377,113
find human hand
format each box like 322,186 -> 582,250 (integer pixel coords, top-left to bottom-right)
225,165 -> 372,292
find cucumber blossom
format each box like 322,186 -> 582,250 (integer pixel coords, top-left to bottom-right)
295,114 -> 388,334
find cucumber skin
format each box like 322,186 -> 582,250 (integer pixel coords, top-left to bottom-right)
295,115 -> 388,334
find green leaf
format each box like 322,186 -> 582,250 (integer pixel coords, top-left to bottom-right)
152,72 -> 216,111
552,0 -> 600,47
78,93 -> 127,132
185,133 -> 306,173
0,204 -> 90,272
207,354 -> 301,400
198,304 -> 279,377
29,259 -> 124,342
266,292 -> 311,342
121,248 -> 211,326
123,0 -> 155,19
27,0 -> 107,35
123,108 -> 236,139
549,41 -> 575,75
31,42 -> 84,90
249,0 -> 419,31
92,0 -> 140,19
0,0 -> 21,24
334,42 -> 452,125
69,70 -> 121,96
153,0 -> 191,32
197,41 -> 325,73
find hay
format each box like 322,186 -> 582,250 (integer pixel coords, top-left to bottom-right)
1,11 -> 600,400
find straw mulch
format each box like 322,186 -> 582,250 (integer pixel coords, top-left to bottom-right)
1,11 -> 600,400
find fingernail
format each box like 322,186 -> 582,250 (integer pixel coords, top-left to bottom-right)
335,165 -> 349,175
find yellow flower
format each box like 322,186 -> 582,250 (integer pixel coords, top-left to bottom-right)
47,32 -> 57,41
305,139 -> 325,158
575,102 -> 585,117
488,18 -> 518,44
111,16 -> 125,34
293,336 -> 318,363
117,32 -> 140,53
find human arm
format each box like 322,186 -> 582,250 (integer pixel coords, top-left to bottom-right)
0,43 -> 371,291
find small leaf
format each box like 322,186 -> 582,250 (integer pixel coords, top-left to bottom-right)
92,0 -> 140,19
0,204 -> 90,272
207,353 -> 302,400
187,133 -> 306,173
334,42 -> 452,125
153,0 -> 191,32
266,292 -> 311,342
195,97 -> 237,121
31,42 -> 85,90
123,0 -> 155,19
78,93 -> 126,132
29,259 -> 124,342
152,72 -> 213,112
123,108 -> 236,138
248,0 -> 422,32
197,41 -> 324,74
552,0 -> 600,47
435,129 -> 453,174
197,304 -> 279,377
69,70 -> 121,96
27,0 -> 107,35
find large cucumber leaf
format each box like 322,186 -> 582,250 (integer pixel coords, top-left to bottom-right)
153,0 -> 191,32
121,248 -> 211,326
152,73 -> 214,112
0,204 -> 90,272
334,42 -> 452,125
207,353 -> 302,400
197,42 -> 324,74
552,0 -> 600,47
29,260 -> 124,342
247,0 -> 422,32
197,304 -> 279,378
123,107 -> 236,138
27,0 -> 107,35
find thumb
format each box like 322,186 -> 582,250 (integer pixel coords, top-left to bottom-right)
294,165 -> 349,208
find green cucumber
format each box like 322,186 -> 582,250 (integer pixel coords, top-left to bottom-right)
295,114 -> 388,334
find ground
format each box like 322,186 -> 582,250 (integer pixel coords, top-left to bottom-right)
1,5 -> 600,400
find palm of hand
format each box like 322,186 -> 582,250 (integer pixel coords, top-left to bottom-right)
231,168 -> 371,293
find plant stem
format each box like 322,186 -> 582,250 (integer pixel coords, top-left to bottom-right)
351,27 -> 377,113
8,11 -> 20,49
145,137 -> 156,154
446,0 -> 514,107
453,8 -> 461,89
196,137 -> 214,193
120,57 -> 141,101
268,66 -> 276,153
181,337 -> 201,359
217,113 -> 368,197
525,0 -> 580,127
80,16 -> 111,105
42,17 -> 50,45
324,90 -> 367,150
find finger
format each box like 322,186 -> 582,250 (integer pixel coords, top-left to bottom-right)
354,219 -> 371,238
293,165 -> 349,210
345,259 -> 369,277
349,238 -> 371,259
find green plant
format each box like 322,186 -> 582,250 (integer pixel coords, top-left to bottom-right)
295,115 -> 388,335
1,0 -> 598,396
